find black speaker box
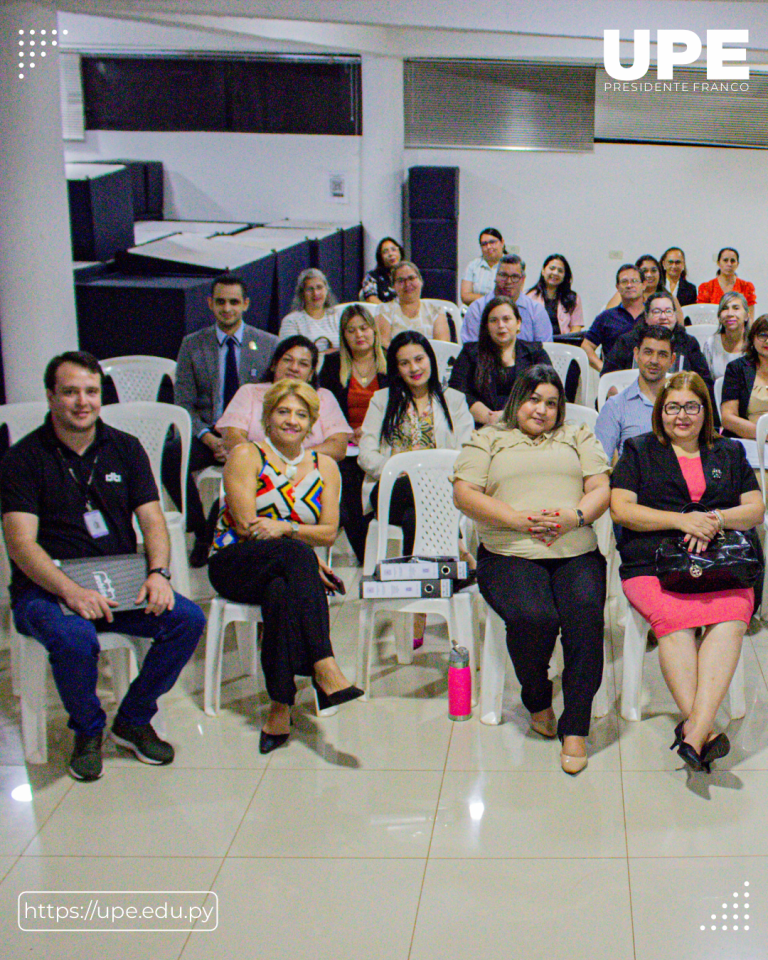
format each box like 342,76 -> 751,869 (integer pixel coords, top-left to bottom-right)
420,269 -> 457,304
68,166 -> 135,262
409,219 -> 458,271
407,166 -> 459,221
342,225 -> 364,302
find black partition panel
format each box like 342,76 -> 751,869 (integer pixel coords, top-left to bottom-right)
311,231 -> 344,303
68,167 -> 135,262
342,225 -> 364,302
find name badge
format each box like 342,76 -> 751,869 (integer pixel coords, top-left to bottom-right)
84,509 -> 109,538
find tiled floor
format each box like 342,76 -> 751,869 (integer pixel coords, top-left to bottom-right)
1,546 -> 768,959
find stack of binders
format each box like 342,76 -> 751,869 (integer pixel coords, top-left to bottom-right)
359,556 -> 468,599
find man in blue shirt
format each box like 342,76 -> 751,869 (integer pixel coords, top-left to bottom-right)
595,324 -> 675,461
581,264 -> 645,372
460,255 -> 553,344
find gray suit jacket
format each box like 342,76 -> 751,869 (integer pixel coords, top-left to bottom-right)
174,324 -> 278,436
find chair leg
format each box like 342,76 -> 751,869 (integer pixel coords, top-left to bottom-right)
362,521 -> 378,576
620,606 -> 647,722
9,619 -> 20,697
166,516 -> 192,599
203,599 -> 225,717
480,608 -> 507,725
394,612 -> 414,665
356,604 -> 375,701
20,634 -> 48,764
106,647 -> 134,704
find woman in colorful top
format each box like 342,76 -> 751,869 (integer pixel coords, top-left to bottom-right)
278,268 -> 340,352
376,261 -> 451,346
318,304 -> 389,565
526,254 -> 584,334
360,237 -> 404,304
461,227 -> 506,306
359,331 -> 473,647
698,247 -> 756,322
208,379 -> 362,754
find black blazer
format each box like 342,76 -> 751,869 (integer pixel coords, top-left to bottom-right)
722,355 -> 757,427
676,277 -> 698,308
448,340 -> 551,419
611,432 -> 761,578
317,351 -> 389,421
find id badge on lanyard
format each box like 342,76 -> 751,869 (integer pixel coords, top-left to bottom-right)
61,449 -> 110,539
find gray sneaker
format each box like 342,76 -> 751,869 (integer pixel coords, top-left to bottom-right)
111,718 -> 174,765
69,733 -> 103,781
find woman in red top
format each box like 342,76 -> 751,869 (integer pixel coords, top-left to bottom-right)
319,305 -> 389,564
698,247 -> 756,322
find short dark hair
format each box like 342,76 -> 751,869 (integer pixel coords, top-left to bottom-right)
634,322 -> 674,348
616,263 -> 641,285
44,352 -> 103,392
499,253 -> 526,272
502,364 -> 566,432
644,289 -> 676,317
264,334 -> 319,389
210,273 -> 248,298
374,237 -> 405,271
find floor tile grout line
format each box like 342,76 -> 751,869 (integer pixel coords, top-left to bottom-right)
15,774 -> 76,859
405,710 -> 455,960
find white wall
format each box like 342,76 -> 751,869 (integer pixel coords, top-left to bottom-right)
405,142 -> 768,322
65,130 -> 360,224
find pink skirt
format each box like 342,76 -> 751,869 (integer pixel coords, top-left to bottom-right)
622,576 -> 753,637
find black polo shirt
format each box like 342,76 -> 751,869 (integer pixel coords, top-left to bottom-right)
582,305 -> 642,359
0,416 -> 158,600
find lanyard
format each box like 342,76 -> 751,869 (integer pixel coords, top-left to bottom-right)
58,448 -> 100,512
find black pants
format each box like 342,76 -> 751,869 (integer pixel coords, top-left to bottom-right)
339,457 -> 372,565
477,546 -> 606,737
371,475 -> 416,556
162,434 -> 219,540
207,538 -> 333,705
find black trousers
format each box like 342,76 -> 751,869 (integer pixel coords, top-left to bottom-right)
339,457 -> 372,565
371,475 -> 416,556
207,538 -> 333,705
162,434 -> 219,540
477,546 -> 606,737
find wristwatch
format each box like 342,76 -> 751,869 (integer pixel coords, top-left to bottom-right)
148,567 -> 172,580
288,521 -> 300,537
575,509 -> 585,528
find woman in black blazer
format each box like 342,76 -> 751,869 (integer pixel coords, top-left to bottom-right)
611,371 -> 763,773
448,296 -> 551,426
721,315 -> 768,439
660,247 -> 697,308
318,304 -> 388,564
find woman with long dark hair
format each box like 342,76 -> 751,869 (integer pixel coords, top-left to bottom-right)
359,331 -> 473,646
721,314 -> 768,439
698,247 -> 756,322
526,254 -> 584,334
449,296 -> 551,426
360,237 -> 404,304
461,227 -> 506,306
659,247 -> 697,307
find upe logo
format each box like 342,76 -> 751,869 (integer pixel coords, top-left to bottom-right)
603,29 -> 749,81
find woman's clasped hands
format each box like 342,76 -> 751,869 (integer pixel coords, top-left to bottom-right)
510,507 -> 580,546
678,511 -> 721,554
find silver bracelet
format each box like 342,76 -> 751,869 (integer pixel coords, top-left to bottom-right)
713,509 -> 725,532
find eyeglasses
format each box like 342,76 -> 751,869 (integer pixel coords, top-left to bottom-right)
663,401 -> 703,416
394,274 -> 419,284
480,239 -> 499,247
755,332 -> 768,343
498,273 -> 523,283
618,278 -> 641,286
649,308 -> 675,318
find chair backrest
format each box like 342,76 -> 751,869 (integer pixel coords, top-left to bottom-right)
100,356 -> 177,403
686,324 -> 718,350
429,339 -> 462,390
564,402 -> 597,431
336,301 -> 382,319
755,413 -> 768,496
714,376 -> 724,417
0,401 -> 48,444
544,342 -> 592,407
683,304 -> 719,324
424,299 -> 462,343
100,402 -> 191,518
374,449 -> 462,562
597,370 -> 639,410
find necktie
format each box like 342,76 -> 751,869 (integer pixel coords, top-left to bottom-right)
223,337 -> 239,411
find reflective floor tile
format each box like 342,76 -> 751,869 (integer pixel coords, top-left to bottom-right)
0,765 -> 72,856
228,768 -> 442,858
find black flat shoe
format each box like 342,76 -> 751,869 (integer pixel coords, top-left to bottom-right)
259,729 -> 289,755
312,679 -> 364,711
677,741 -> 709,773
701,733 -> 730,765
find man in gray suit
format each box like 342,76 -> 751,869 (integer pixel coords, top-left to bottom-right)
163,273 -> 277,566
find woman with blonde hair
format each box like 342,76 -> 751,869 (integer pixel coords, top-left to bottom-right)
319,304 -> 389,563
208,379 -> 362,754
612,371 -> 763,772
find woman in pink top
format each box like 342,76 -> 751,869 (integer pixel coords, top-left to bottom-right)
698,247 -> 756,322
526,254 -> 584,334
217,335 -> 352,460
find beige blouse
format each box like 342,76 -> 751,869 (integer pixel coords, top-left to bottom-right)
452,421 -> 610,560
747,381 -> 768,423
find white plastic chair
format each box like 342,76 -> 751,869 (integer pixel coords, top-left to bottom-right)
101,356 -> 177,403
337,301 -> 382,319
686,324 -> 718,351
19,628 -> 156,764
597,370 -> 639,411
356,449 -> 477,702
564,402 -> 597,431
620,603 -> 745,722
429,339 -> 462,390
480,605 -> 611,725
100,402 -> 192,599
424,299 -> 462,343
714,376 -> 724,418
683,304 -> 719,324
545,342 -> 593,408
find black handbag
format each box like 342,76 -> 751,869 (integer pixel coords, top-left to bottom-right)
655,502 -> 762,594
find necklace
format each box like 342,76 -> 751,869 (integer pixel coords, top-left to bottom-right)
351,358 -> 376,386
264,436 -> 305,480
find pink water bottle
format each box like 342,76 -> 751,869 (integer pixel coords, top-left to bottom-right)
448,646 -> 472,721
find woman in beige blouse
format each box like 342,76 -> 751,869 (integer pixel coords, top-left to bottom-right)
453,364 -> 611,774
376,261 -> 451,347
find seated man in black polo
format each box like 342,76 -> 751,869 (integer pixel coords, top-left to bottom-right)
0,352 -> 206,782
581,263 -> 645,372
602,290 -> 714,393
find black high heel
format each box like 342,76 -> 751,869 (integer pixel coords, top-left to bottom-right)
312,678 -> 364,711
670,720 -> 685,751
677,740 -> 709,773
259,730 -> 289,754
701,733 -> 730,765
